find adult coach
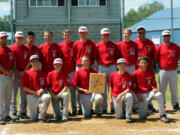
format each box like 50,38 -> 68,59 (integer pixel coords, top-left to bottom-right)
0,32 -> 15,125
96,28 -> 120,113
134,26 -> 156,112
59,29 -> 76,115
72,56 -> 103,118
154,30 -> 180,111
10,31 -> 30,119
39,30 -> 62,73
21,55 -> 50,122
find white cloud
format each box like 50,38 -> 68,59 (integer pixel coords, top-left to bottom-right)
0,2 -> 10,12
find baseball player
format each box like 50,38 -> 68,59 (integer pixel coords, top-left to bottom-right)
134,26 -> 156,112
73,26 -> 96,114
59,29 -> 76,115
10,31 -> 31,119
154,30 -> 180,111
118,28 -> 138,111
25,31 -> 42,60
132,56 -> 169,123
96,28 -> 120,114
47,58 -> 70,122
72,56 -> 103,118
39,30 -> 62,73
0,32 -> 15,125
109,58 -> 133,123
21,55 -> 50,122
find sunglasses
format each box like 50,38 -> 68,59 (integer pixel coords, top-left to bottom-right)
138,32 -> 145,34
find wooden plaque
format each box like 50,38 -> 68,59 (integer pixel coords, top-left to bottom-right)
89,73 -> 106,93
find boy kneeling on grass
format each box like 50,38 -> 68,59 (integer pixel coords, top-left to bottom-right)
21,55 -> 51,123
109,58 -> 133,123
132,56 -> 169,123
47,58 -> 69,122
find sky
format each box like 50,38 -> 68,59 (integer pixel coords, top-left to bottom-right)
1,0 -> 180,17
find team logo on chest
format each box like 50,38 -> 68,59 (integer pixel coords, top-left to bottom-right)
122,81 -> 127,88
147,46 -> 151,52
109,48 -> 114,55
52,50 -> 57,57
171,50 -> 176,57
40,78 -> 45,85
8,52 -> 13,60
59,80 -> 63,87
24,52 -> 28,59
70,48 -> 73,55
146,77 -> 151,85
86,46 -> 92,53
130,48 -> 135,55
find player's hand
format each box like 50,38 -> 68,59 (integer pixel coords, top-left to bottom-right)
116,94 -> 122,103
36,89 -> 44,97
7,70 -> 13,78
137,94 -> 144,102
153,88 -> 158,93
19,71 -> 25,78
109,99 -> 113,106
84,89 -> 90,94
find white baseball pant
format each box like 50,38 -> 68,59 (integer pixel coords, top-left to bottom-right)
11,73 -> 27,114
80,93 -> 103,118
0,75 -> 13,120
51,92 -> 69,120
27,93 -> 50,121
159,70 -> 178,107
112,92 -> 133,119
138,91 -> 166,119
98,64 -> 117,111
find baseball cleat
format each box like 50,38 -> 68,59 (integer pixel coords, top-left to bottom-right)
173,103 -> 179,112
0,120 -> 6,125
126,118 -> 132,123
160,115 -> 170,123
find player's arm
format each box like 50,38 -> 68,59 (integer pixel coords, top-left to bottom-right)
116,88 -> 131,103
75,86 -> 90,94
23,87 -> 44,97
0,64 -> 13,78
58,86 -> 69,97
109,86 -> 113,106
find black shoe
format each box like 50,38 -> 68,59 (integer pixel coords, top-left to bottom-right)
72,111 -> 77,116
62,118 -> 68,122
91,109 -> 95,114
110,109 -> 115,114
160,115 -> 170,123
77,109 -> 82,115
173,103 -> 179,112
19,113 -> 29,119
102,109 -> 107,114
12,113 -> 19,122
5,116 -> 12,122
0,120 -> 6,125
148,104 -> 157,113
96,113 -> 102,117
39,117 -> 50,123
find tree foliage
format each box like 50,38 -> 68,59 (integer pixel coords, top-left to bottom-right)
0,15 -> 11,31
125,1 -> 164,28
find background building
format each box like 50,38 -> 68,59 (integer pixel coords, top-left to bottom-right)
14,0 -> 122,44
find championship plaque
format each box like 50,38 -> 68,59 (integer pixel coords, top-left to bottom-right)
89,73 -> 106,93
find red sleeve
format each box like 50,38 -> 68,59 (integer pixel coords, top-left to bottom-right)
151,72 -> 157,89
127,75 -> 133,90
21,72 -> 29,87
46,73 -> 52,88
131,72 -> 138,94
154,45 -> 160,62
109,73 -> 114,87
115,43 -> 121,60
64,74 -> 71,87
72,71 -> 79,87
72,43 -> 77,59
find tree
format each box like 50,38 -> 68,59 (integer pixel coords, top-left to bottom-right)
0,15 -> 11,31
125,1 -> 164,28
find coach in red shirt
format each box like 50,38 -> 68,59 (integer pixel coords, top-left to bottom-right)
25,31 -> 42,61
0,32 -> 15,125
154,30 -> 180,111
109,58 -> 133,123
39,30 -> 62,73
21,55 -> 50,122
10,31 -> 31,119
59,29 -> 76,115
96,28 -> 120,114
72,56 -> 103,118
132,56 -> 169,123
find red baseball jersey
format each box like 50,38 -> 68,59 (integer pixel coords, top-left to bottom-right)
25,44 -> 43,61
10,44 -> 31,71
59,41 -> 75,74
0,46 -> 15,75
134,39 -> 155,70
132,69 -> 157,94
154,42 -> 180,70
73,39 -> 96,66
47,70 -> 70,95
117,40 -> 138,66
72,67 -> 98,94
109,71 -> 133,97
21,69 -> 47,95
39,43 -> 62,73
96,41 -> 120,66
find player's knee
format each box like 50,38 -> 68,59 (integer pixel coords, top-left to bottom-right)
126,93 -> 133,100
95,94 -> 103,103
44,94 -> 51,102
